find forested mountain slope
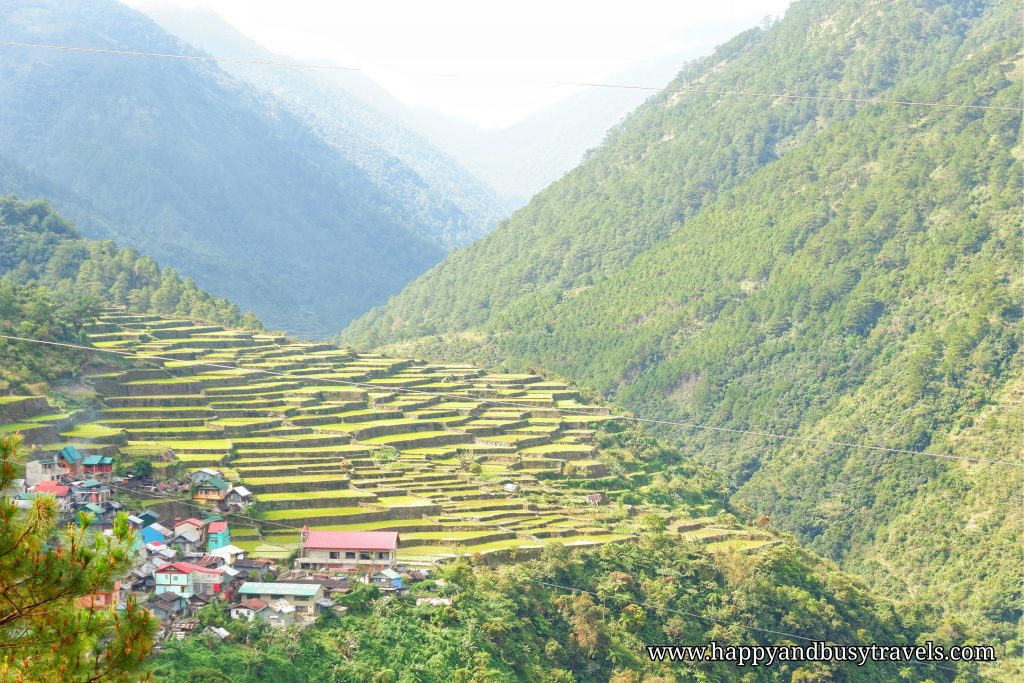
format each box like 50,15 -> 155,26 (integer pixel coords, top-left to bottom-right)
134,3 -> 510,248
0,195 -> 260,391
343,0 -> 1023,646
0,0 -> 445,337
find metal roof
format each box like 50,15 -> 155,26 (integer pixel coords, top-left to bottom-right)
303,530 -> 399,551
238,582 -> 321,597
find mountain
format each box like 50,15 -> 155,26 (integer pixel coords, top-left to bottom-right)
343,0 -> 1023,650
0,0 -> 450,338
129,2 -> 511,248
409,51 -> 695,205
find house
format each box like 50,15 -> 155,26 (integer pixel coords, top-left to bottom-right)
137,510 -> 161,527
315,598 -> 339,615
186,593 -> 212,616
584,492 -> 606,505
57,446 -> 84,475
193,477 -> 230,504
276,570 -> 350,598
371,568 -> 403,591
24,456 -> 63,487
146,541 -> 177,563
174,517 -> 209,540
208,544 -> 246,566
295,527 -> 399,571
150,522 -> 174,538
204,626 -> 230,641
187,468 -> 223,485
78,580 -> 121,610
230,598 -> 267,622
262,599 -> 296,628
130,561 -> 159,591
31,481 -> 72,511
71,479 -> 110,505
82,455 -> 115,479
193,554 -> 226,571
206,521 -> 230,551
224,485 -> 254,509
236,582 -> 324,616
168,618 -> 198,640
140,525 -> 167,545
168,530 -> 201,557
407,569 -> 430,582
80,502 -> 107,520
150,592 -> 187,621
234,557 -> 276,580
228,598 -> 297,627
154,562 -> 223,598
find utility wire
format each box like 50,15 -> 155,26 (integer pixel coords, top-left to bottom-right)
0,332 -> 1018,468
1,40 -> 1020,112
0,41 -> 360,72
557,79 -> 1024,112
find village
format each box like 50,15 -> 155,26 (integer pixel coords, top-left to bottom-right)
9,443 -> 446,643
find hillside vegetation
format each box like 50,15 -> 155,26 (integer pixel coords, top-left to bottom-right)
151,539 -> 949,683
0,195 -> 259,391
342,0 -> 1022,650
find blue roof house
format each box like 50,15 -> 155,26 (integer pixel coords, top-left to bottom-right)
141,526 -> 166,544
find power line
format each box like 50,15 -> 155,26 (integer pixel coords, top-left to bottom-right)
557,80 -> 1024,112
0,41 -> 360,72
0,332 -> 1018,468
1,40 -> 1019,113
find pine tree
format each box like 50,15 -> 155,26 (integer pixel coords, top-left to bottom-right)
0,435 -> 156,682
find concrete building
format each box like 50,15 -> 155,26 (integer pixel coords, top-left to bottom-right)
236,582 -> 324,616
295,527 -> 399,571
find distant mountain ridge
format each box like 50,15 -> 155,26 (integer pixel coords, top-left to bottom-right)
409,51 -> 695,205
133,1 -> 772,209
0,0 -> 458,337
133,3 -> 512,248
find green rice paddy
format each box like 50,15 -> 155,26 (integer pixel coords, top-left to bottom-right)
0,310 -> 750,566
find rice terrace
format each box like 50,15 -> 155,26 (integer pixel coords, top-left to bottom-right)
1,309 -> 773,566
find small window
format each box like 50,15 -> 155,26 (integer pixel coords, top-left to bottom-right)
376,552 -> 387,560
359,552 -> 370,560
329,551 -> 339,559
344,551 -> 355,559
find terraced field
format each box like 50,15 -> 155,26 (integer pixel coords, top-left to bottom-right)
2,310 -> 776,564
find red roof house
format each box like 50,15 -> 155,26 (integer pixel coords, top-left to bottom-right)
154,561 -> 224,598
296,527 -> 399,571
34,480 -> 70,495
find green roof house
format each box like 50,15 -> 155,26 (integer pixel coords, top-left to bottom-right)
194,476 -> 230,504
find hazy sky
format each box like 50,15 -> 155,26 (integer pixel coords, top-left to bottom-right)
127,0 -> 791,128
